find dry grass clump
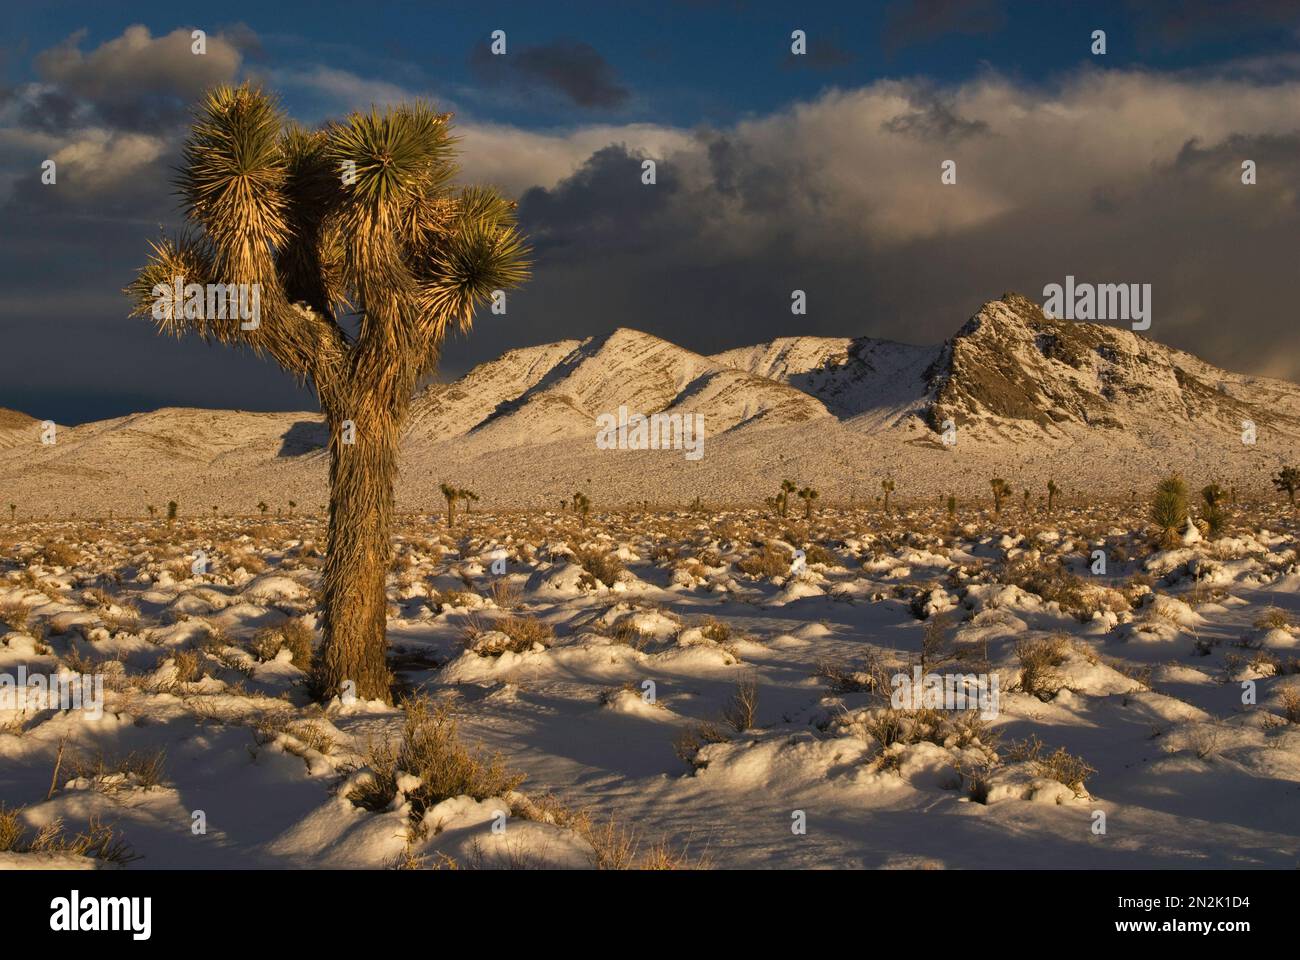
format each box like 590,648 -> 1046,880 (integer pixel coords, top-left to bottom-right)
348,696 -> 525,823
574,546 -> 624,588
1254,606 -> 1293,631
1280,687 -> 1300,724
1007,734 -> 1096,795
736,544 -> 789,579
1000,556 -> 1097,620
673,721 -> 730,768
803,543 -> 840,567
68,747 -> 167,793
721,676 -> 759,732
0,805 -> 137,864
815,659 -> 878,693
1015,636 -> 1069,701
464,613 -> 554,656
0,598 -> 30,632
250,618 -> 315,667
40,542 -> 80,568
97,599 -> 141,634
580,815 -> 708,870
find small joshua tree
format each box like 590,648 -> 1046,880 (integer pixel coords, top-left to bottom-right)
167,500 -> 178,522
459,488 -> 478,516
257,501 -> 269,517
212,505 -> 218,516
779,479 -> 796,518
573,492 -> 591,527
881,478 -> 895,514
1151,474 -> 1189,548
946,494 -> 956,518
147,505 -> 156,519
440,481 -> 459,529
797,485 -> 819,520
126,84 -> 529,704
1201,483 -> 1227,538
7,504 -> 14,521
288,500 -> 297,516
1273,466 -> 1300,507
990,478 -> 1010,515
1046,479 -> 1059,513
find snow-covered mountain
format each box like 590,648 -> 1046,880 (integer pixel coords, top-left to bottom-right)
3,293 -> 1298,514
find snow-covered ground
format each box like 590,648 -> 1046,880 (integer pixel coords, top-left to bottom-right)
2,502 -> 1298,869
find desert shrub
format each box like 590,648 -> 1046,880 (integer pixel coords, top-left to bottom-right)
251,619 -> 315,666
574,547 -> 624,587
803,543 -> 840,567
736,545 -> 788,579
0,599 -> 29,632
1254,606 -> 1293,631
1150,475 -> 1189,547
1015,636 -> 1069,701
69,748 -> 167,792
1007,735 -> 1095,794
673,721 -> 730,768
347,696 -> 525,822
1281,687 -> 1300,724
1000,556 -> 1096,620
0,805 -> 137,864
41,542 -> 79,568
721,677 -> 759,732
465,613 -> 553,656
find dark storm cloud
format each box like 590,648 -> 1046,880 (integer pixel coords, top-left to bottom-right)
470,39 -> 630,109
1130,0 -> 1300,44
781,38 -> 857,72
883,0 -> 1007,52
880,92 -> 990,142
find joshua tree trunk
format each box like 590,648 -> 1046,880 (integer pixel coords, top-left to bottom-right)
314,411 -> 397,701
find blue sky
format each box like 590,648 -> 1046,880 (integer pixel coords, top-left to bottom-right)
4,1 -> 1300,422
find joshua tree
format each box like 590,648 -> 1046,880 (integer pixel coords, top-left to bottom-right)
989,478 -> 1010,515
573,492 -> 591,527
1201,483 -> 1228,538
1046,479 -> 1059,513
440,481 -> 459,529
288,500 -> 297,516
1151,474 -> 1189,547
7,504 -> 14,521
779,479 -> 796,518
946,494 -> 956,518
797,485 -> 819,520
1273,466 -> 1300,507
881,478 -> 895,514
211,505 -> 218,516
167,500 -> 178,522
147,505 -> 156,519
127,85 -> 528,703
257,501 -> 269,517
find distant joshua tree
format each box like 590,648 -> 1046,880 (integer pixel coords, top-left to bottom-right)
258,501 -> 269,517
1046,479 -> 1059,513
881,478 -> 895,514
126,85 -> 529,704
288,500 -> 296,516
1273,466 -> 1300,507
779,479 -> 796,518
573,492 -> 591,527
1151,475 -> 1190,547
989,478 -> 1010,515
797,486 -> 819,520
440,482 -> 460,529
212,505 -> 218,517
167,500 -> 178,522
7,504 -> 14,521
946,494 -> 956,518
1201,483 -> 1228,538
147,505 -> 156,519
